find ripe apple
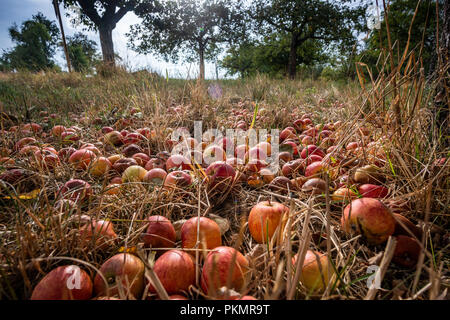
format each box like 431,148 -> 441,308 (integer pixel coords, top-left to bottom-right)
89,157 -> 112,177
122,165 -> 147,183
248,201 -> 289,243
51,125 -> 66,137
300,145 -> 325,159
268,176 -> 293,192
149,250 -> 195,295
31,265 -> 93,300
15,137 -> 37,151
113,157 -> 138,174
69,149 -> 96,170
292,250 -> 332,293
122,144 -> 143,157
94,253 -> 145,298
203,145 -> 226,165
145,157 -> 166,170
164,170 -> 192,188
143,168 -> 167,186
132,153 -> 150,167
304,161 -> 326,178
104,131 -> 124,146
142,215 -> 176,249
201,246 -> 249,295
166,154 -> 191,171
205,161 -> 236,190
60,179 -> 92,203
79,219 -> 118,250
332,187 -> 358,202
181,216 -> 222,250
341,198 -> 395,245
358,184 -> 389,198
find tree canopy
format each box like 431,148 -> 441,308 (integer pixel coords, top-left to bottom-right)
246,0 -> 367,78
129,0 -> 245,79
65,32 -> 100,72
61,0 -> 149,66
0,13 -> 60,72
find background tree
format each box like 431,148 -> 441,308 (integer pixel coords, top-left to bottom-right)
362,0 -> 442,76
249,0 -> 367,79
65,32 -> 100,72
221,33 -> 326,78
0,13 -> 60,72
129,0 -> 245,80
61,0 -> 148,67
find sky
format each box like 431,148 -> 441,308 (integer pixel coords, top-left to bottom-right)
0,0 -> 227,79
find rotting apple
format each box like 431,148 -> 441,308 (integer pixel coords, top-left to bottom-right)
341,198 -> 395,245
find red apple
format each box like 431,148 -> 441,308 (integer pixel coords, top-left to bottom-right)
358,184 -> 389,198
31,265 -> 93,300
149,250 -> 195,295
60,179 -> 92,203
181,217 -> 222,250
201,246 -> 249,295
248,201 -> 289,243
143,168 -> 167,186
142,215 -> 176,249
205,161 -> 236,190
164,170 -> 192,188
69,149 -> 96,170
341,198 -> 395,245
166,154 -> 191,171
94,253 -> 145,298
79,219 -> 118,249
300,145 -> 325,159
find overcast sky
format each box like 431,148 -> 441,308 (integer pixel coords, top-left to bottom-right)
0,0 -> 227,79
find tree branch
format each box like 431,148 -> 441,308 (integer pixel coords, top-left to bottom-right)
76,0 -> 102,25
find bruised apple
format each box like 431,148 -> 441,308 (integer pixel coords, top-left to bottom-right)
341,198 -> 395,245
201,246 -> 249,295
31,265 -> 93,300
181,216 -> 222,250
248,201 -> 289,243
392,235 -> 421,268
94,253 -> 145,298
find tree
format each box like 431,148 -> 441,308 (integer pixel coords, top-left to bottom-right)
221,33 -> 326,78
249,0 -> 367,79
363,0 -> 442,76
61,0 -> 147,67
0,13 -> 60,72
65,33 -> 100,72
129,0 -> 245,80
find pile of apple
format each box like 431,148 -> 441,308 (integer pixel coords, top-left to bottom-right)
0,108 -> 434,300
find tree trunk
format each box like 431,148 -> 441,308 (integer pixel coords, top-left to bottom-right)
288,33 -> 299,79
199,46 -> 205,80
99,24 -> 115,67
